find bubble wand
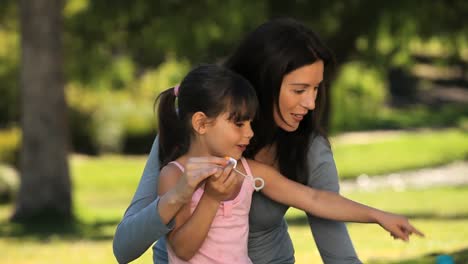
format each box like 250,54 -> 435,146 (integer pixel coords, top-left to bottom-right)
226,157 -> 265,192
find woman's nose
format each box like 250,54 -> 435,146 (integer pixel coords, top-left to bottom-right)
301,95 -> 316,110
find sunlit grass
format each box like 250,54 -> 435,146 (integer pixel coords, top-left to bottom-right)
4,187 -> 466,263
333,129 -> 468,179
286,186 -> 468,263
1,129 -> 467,263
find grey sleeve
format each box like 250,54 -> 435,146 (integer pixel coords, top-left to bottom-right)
305,136 -> 362,264
113,136 -> 173,264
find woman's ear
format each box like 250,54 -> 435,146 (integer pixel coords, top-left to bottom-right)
192,111 -> 208,134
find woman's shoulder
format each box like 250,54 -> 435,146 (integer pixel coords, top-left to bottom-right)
243,157 -> 279,179
308,133 -> 331,155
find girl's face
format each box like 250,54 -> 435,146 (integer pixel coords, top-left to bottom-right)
203,112 -> 254,159
274,60 -> 324,132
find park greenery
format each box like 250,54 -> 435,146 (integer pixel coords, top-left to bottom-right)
0,0 -> 467,262
1,130 -> 468,263
0,0 -> 467,155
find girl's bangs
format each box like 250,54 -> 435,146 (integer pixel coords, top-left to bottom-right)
225,91 -> 258,122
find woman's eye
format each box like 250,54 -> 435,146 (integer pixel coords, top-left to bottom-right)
235,122 -> 244,127
294,90 -> 305,94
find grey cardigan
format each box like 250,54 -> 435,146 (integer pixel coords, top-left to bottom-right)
113,136 -> 362,264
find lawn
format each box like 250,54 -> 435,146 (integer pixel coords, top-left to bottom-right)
2,186 -> 467,263
0,128 -> 467,263
287,186 -> 468,263
332,129 -> 468,179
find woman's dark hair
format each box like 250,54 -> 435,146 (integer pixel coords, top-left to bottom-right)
156,64 -> 258,167
224,18 -> 334,184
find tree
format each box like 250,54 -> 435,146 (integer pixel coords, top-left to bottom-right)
12,0 -> 71,222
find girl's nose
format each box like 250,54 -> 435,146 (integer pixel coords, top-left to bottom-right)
245,123 -> 254,139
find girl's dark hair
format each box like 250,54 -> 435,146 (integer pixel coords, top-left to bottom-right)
224,18 -> 334,184
156,64 -> 258,167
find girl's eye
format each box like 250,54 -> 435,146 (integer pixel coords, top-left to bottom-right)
235,122 -> 244,127
294,90 -> 305,94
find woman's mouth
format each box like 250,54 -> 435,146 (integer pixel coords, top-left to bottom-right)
291,113 -> 304,122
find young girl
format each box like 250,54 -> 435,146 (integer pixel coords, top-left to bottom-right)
156,64 -> 423,263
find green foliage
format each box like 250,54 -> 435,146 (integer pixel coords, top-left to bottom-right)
0,127 -> 20,166
377,105 -> 468,130
138,57 -> 190,98
458,117 -> 468,132
64,0 -> 266,85
0,13 -> 19,127
0,164 -> 18,204
0,127 -> 20,204
67,87 -> 156,154
66,57 -> 190,154
331,62 -> 388,132
2,0 -> 468,141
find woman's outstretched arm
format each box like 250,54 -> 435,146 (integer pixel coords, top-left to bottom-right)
253,136 -> 422,263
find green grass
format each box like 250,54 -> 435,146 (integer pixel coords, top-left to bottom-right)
286,186 -> 468,263
4,186 -> 466,263
332,129 -> 468,179
1,129 -> 467,263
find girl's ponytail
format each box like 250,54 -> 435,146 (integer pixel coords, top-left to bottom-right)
156,87 -> 188,167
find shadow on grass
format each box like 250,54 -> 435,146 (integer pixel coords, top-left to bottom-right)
286,212 -> 468,227
0,217 -> 119,241
369,247 -> 468,264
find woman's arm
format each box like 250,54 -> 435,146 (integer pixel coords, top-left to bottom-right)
113,137 -> 171,264
249,138 -> 422,239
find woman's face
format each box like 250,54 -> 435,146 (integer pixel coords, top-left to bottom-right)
274,60 -> 324,132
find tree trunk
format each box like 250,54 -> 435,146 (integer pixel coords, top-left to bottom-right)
12,0 -> 72,222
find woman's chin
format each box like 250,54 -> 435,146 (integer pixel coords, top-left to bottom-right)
279,124 -> 299,132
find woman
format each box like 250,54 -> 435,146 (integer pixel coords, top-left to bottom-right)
114,18 -> 363,264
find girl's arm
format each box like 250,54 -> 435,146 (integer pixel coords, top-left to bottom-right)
248,159 -> 423,241
159,162 -> 239,261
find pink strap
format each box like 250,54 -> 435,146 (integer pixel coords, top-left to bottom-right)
240,157 -> 253,176
173,85 -> 180,96
168,161 -> 184,172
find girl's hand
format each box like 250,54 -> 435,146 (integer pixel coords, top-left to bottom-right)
174,157 -> 229,202
204,162 -> 241,201
376,212 -> 425,241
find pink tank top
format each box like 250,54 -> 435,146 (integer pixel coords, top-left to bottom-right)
166,157 -> 255,264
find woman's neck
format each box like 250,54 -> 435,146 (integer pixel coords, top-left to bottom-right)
254,143 -> 278,169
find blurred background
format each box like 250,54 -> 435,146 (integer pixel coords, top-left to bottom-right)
0,0 -> 467,263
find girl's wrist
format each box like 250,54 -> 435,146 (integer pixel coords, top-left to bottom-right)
201,192 -> 222,207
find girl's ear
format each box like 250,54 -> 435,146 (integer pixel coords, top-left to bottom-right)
192,111 -> 209,134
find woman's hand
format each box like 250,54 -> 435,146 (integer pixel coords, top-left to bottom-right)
204,162 -> 241,202
376,211 -> 425,241
173,157 -> 229,203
